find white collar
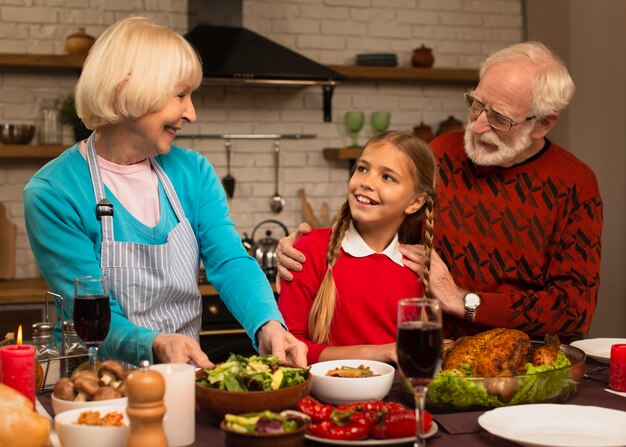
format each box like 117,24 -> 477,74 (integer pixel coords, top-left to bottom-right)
341,221 -> 404,267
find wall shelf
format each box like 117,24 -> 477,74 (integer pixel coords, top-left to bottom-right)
326,65 -> 478,83
0,53 -> 85,73
0,144 -> 66,163
323,147 -> 362,162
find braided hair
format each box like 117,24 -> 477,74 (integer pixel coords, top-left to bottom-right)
308,130 -> 438,343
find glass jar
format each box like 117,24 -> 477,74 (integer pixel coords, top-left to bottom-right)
38,99 -> 62,144
32,321 -> 60,389
62,320 -> 89,377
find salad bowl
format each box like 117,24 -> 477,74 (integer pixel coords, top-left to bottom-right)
426,341 -> 586,411
196,354 -> 311,419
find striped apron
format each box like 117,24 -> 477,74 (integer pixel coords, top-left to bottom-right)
86,135 -> 201,340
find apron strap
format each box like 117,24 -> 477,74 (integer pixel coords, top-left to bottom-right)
85,133 -> 115,246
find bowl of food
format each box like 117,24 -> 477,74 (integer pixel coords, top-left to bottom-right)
426,329 -> 586,411
0,124 -> 35,144
308,359 -> 395,405
220,410 -> 310,447
196,354 -> 311,419
54,405 -> 129,447
51,361 -> 128,415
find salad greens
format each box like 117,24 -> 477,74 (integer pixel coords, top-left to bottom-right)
196,353 -> 308,391
428,351 -> 578,409
223,410 -> 310,434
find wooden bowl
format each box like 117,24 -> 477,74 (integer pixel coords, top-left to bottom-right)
196,375 -> 312,420
220,420 -> 307,447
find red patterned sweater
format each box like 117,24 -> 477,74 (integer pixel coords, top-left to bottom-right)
430,132 -> 603,340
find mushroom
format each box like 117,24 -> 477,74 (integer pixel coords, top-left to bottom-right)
74,376 -> 99,402
92,385 -> 122,401
98,360 -> 125,389
116,379 -> 127,397
53,377 -> 76,401
71,369 -> 99,383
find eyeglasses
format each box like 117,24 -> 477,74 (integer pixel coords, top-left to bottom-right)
464,91 -> 536,132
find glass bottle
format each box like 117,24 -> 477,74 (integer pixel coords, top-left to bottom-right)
38,99 -> 62,144
32,321 -> 60,390
62,320 -> 89,377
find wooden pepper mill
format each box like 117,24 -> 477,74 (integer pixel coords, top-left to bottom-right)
125,361 -> 168,447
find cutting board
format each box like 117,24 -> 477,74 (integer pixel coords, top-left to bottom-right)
0,202 -> 17,280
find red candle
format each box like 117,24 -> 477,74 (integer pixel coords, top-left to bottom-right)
0,325 -> 36,407
610,344 -> 626,392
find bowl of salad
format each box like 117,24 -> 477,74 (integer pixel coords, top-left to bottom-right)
426,336 -> 586,411
196,354 -> 311,419
220,410 -> 310,447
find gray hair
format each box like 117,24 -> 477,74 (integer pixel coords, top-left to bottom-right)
480,41 -> 575,117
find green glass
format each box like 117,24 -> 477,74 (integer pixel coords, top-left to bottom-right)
344,111 -> 365,148
371,111 -> 391,133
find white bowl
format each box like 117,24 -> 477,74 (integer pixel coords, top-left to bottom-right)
308,359 -> 395,405
54,405 -> 130,447
52,393 -> 127,415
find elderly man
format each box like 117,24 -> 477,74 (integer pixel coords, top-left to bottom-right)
277,41 -> 603,342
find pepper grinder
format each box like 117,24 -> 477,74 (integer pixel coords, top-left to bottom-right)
125,360 -> 167,447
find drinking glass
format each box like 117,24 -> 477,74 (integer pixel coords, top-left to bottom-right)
371,111 -> 391,133
396,298 -> 443,447
73,275 -> 111,373
344,111 -> 365,148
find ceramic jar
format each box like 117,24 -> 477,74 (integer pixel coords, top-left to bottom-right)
436,115 -> 465,136
413,122 -> 434,142
64,27 -> 95,55
411,45 -> 435,68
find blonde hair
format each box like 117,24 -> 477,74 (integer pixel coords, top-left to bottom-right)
75,16 -> 203,129
480,41 -> 574,117
308,131 -> 438,343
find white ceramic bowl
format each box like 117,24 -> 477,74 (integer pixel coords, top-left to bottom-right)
52,393 -> 127,415
54,405 -> 130,447
308,359 -> 395,405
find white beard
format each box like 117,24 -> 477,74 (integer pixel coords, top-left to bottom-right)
464,120 -> 534,167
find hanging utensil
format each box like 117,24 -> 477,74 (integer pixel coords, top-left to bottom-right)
270,139 -> 285,213
222,139 -> 235,198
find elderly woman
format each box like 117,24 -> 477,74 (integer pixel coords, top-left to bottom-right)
23,16 -> 306,368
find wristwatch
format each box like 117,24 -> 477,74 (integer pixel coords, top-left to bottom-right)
463,292 -> 481,322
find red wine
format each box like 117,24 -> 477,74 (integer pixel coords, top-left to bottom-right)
397,321 -> 442,386
73,294 -> 111,346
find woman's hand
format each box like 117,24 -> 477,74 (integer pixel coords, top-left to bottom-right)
398,244 -> 465,318
319,343 -> 397,364
257,320 -> 308,368
152,333 -> 214,369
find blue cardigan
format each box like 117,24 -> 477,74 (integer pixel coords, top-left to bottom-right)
23,144 -> 282,365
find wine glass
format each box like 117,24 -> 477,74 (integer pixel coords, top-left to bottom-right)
396,297 -> 443,447
344,111 -> 365,148
371,111 -> 391,134
73,275 -> 111,373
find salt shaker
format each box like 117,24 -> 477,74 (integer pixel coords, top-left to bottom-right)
125,360 -> 168,447
31,321 -> 60,390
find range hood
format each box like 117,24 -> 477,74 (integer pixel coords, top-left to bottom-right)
186,0 -> 343,121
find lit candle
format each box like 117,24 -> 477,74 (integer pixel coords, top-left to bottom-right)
149,363 -> 195,446
0,325 -> 36,407
609,344 -> 626,392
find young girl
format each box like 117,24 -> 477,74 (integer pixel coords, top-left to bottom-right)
278,131 -> 437,365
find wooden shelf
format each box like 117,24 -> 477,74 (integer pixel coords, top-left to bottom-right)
327,65 -> 478,83
0,53 -> 85,73
0,144 -> 66,162
323,147 -> 362,161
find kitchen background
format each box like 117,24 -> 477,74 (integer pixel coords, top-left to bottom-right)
0,0 -> 623,338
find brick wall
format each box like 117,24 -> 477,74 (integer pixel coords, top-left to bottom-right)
0,0 -> 523,278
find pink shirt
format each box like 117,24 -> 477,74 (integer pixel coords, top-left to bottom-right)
79,141 -> 159,227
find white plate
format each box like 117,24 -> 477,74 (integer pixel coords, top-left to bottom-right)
305,421 -> 438,445
570,338 -> 626,364
478,404 -> 626,447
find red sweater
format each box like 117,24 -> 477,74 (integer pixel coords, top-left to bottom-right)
430,132 -> 603,340
277,228 -> 423,364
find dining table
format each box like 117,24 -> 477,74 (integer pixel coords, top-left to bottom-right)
38,359 -> 625,447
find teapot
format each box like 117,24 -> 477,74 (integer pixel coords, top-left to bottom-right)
248,220 -> 289,279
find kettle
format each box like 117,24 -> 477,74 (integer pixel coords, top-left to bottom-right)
249,220 -> 289,279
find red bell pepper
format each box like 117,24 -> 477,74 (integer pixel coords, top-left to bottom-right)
308,408 -> 372,440
297,396 -> 333,422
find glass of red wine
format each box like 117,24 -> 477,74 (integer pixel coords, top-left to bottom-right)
73,275 -> 111,373
396,297 -> 442,447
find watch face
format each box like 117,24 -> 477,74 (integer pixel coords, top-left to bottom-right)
465,293 -> 481,308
